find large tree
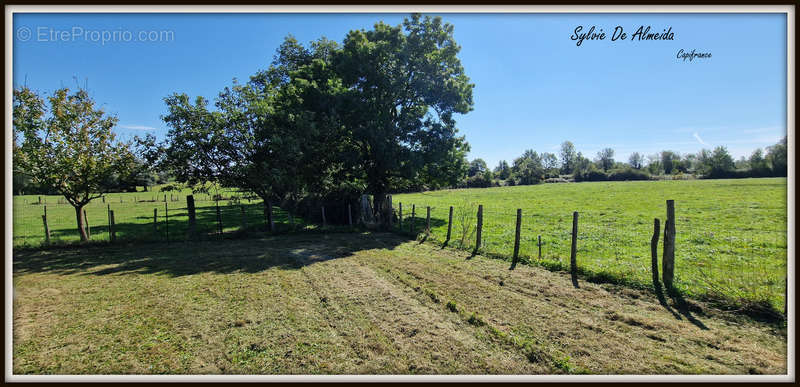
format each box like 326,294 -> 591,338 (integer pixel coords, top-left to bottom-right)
13,87 -> 134,241
162,36 -> 348,212
335,13 -> 474,224
628,152 -> 644,169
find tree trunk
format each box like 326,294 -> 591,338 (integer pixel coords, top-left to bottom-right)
372,191 -> 391,229
74,204 -> 89,241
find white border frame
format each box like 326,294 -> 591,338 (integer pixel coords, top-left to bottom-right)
5,4 -> 795,383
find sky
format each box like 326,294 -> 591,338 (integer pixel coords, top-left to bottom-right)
12,12 -> 788,169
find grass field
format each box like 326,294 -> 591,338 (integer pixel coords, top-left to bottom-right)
12,233 -> 786,375
391,178 -> 788,316
11,186 -> 313,248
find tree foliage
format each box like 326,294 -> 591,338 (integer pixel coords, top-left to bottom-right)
13,87 -> 135,241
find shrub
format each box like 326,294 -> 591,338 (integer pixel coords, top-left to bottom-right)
607,168 -> 650,181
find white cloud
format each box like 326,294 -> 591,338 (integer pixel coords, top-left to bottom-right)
693,132 -> 707,146
119,125 -> 157,131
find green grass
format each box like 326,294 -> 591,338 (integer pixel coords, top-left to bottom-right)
12,233 -> 787,374
12,185 -> 317,248
391,178 -> 788,316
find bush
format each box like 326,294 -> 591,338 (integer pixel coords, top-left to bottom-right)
607,168 -> 651,181
574,169 -> 608,182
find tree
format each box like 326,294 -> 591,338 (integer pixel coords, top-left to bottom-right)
560,141 -> 577,174
765,136 -> 787,176
660,150 -> 679,174
13,87 -> 134,241
510,149 -> 546,185
162,35 -> 348,215
467,158 -> 488,177
336,13 -> 474,224
696,146 -> 734,178
628,152 -> 644,169
646,153 -> 663,175
494,160 -> 511,180
541,152 -> 559,177
595,147 -> 615,171
748,148 -> 770,176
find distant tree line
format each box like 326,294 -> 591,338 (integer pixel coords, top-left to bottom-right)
461,137 -> 788,188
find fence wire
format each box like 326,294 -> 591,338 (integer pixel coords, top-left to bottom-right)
392,200 -> 788,312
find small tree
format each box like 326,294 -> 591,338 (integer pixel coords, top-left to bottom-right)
595,147 -> 615,171
13,87 -> 134,241
628,152 -> 644,169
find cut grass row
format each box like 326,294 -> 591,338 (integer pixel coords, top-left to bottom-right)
12,233 -> 786,374
390,178 -> 788,318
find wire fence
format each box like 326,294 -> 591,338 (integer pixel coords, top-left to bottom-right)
12,194 -> 310,247
391,199 -> 788,315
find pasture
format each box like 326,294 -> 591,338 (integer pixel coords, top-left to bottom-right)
391,178 -> 788,316
12,233 -> 787,374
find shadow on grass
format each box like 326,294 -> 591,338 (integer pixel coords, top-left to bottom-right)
13,232 -> 408,278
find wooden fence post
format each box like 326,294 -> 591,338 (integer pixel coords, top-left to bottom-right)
38,196 -> 42,205
411,204 -> 415,233
109,210 -> 116,242
267,202 -> 275,232
651,218 -> 661,287
241,205 -> 247,231
165,202 -> 169,243
153,208 -> 158,235
426,206 -> 431,233
512,209 -> 522,267
538,235 -> 542,259
107,204 -> 111,241
42,205 -> 50,244
84,209 -> 91,239
570,211 -> 578,276
398,203 -> 403,228
662,200 -> 676,289
321,206 -> 327,227
446,206 -> 453,245
216,200 -> 223,235
475,205 -> 483,252
102,196 -> 105,204
187,195 -> 197,240
348,203 -> 353,226
387,195 -> 393,228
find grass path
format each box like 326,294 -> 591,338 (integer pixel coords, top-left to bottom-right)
13,233 -> 786,375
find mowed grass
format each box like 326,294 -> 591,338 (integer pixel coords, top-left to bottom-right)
391,178 -> 788,316
12,187 -> 313,248
12,233 -> 787,374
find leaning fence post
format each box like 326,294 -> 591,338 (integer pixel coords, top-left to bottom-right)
570,211 -> 578,276
84,209 -> 91,239
153,208 -> 158,235
475,205 -> 483,252
662,200 -> 676,289
187,195 -> 197,240
321,206 -> 327,227
446,206 -> 453,245
42,205 -> 50,244
426,206 -> 431,233
511,209 -> 522,267
651,218 -> 661,288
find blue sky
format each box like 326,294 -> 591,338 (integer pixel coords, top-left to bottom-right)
13,12 -> 787,169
